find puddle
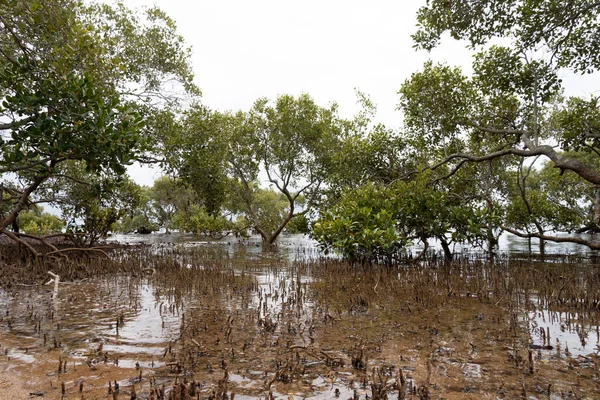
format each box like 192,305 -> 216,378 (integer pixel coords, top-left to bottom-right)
115,359 -> 165,369
529,309 -> 600,356
3,349 -> 35,364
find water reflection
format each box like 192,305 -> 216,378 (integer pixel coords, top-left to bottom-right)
2,237 -> 600,398
101,283 -> 179,345
529,309 -> 600,357
109,232 -> 321,261
110,231 -> 600,260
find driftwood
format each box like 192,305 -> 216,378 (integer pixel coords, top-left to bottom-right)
46,271 -> 60,300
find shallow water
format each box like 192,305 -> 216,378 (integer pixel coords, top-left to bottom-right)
2,240 -> 600,399
529,308 -> 600,356
110,231 -> 600,257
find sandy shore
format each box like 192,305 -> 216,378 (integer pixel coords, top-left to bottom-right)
0,363 -> 32,400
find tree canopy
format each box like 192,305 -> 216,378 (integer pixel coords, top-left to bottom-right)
413,0 -> 600,73
167,94 -> 346,245
311,0 -> 600,260
0,0 -> 197,254
391,0 -> 600,251
4,0 -> 600,261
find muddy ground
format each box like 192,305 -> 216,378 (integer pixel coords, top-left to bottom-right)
1,243 -> 600,399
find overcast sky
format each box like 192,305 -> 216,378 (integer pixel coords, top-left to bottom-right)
126,0 -> 600,186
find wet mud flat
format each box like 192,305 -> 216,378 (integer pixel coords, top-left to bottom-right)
1,245 -> 600,399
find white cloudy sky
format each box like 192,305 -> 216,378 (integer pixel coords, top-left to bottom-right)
126,0 -> 600,185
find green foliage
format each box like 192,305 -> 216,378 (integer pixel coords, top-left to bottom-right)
398,50 -> 562,158
399,61 -> 475,146
83,1 -> 198,96
473,46 -> 561,103
18,207 -> 64,235
56,162 -> 144,245
173,205 -> 246,238
413,0 -> 600,73
170,94 -> 347,245
1,0 -> 144,175
553,97 -> 600,152
401,0 -> 600,249
286,214 -> 310,235
117,213 -> 158,234
249,94 -> 342,188
0,0 -> 197,237
115,186 -> 159,234
313,174 -> 494,263
328,126 -> 408,197
180,108 -> 231,216
236,94 -> 344,243
148,176 -> 195,233
238,188 -> 290,237
505,157 -> 595,233
313,183 -> 405,263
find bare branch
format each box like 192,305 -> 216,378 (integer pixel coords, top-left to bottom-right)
407,240 -> 429,264
10,231 -> 63,254
265,166 -> 285,193
517,158 -> 545,235
1,173 -> 50,230
51,174 -> 94,186
427,135 -> 600,185
469,123 -> 530,136
501,225 -> 600,250
45,247 -> 111,258
136,155 -> 164,164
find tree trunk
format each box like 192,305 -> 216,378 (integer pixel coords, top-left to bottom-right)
1,174 -> 48,231
258,208 -> 296,246
486,228 -> 498,257
594,186 -> 600,229
438,237 -> 453,262
11,217 -> 19,233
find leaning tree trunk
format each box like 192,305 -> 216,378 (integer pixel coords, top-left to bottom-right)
438,236 -> 453,262
1,174 -> 48,231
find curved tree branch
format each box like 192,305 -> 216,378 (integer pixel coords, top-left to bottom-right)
1,229 -> 42,258
427,127 -> 600,185
1,173 -> 50,231
45,246 -> 111,258
501,225 -> 600,250
9,231 -> 64,255
0,157 -> 56,173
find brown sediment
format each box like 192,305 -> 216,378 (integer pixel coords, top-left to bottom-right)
0,362 -> 32,400
1,244 -> 600,399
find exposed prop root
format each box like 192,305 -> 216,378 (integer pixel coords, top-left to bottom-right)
2,229 -> 41,258
45,246 -> 112,258
1,231 -> 116,260
10,231 -> 66,257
